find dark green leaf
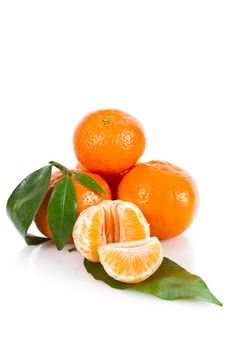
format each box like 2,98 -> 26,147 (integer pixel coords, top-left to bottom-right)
72,171 -> 106,195
25,234 -> 50,245
6,165 -> 52,245
84,257 -> 222,306
48,174 -> 77,250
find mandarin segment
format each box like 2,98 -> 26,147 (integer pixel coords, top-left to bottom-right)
117,202 -> 150,242
72,200 -> 150,262
73,206 -> 106,262
98,237 -> 163,283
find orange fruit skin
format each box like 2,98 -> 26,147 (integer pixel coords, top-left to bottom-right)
35,170 -> 112,243
73,110 -> 146,175
117,161 -> 199,239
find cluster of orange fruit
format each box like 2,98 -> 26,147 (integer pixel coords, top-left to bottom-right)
35,110 -> 199,283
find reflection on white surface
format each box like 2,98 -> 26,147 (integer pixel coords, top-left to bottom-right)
14,233 -> 195,282
14,241 -> 86,285
161,233 -> 195,269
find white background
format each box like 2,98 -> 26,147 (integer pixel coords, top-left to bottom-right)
0,1 -> 232,349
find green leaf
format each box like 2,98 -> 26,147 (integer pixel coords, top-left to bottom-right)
48,174 -> 77,250
84,257 -> 222,306
25,234 -> 50,245
72,171 -> 106,195
6,165 -> 52,245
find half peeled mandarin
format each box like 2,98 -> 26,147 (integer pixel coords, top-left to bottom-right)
72,200 -> 150,262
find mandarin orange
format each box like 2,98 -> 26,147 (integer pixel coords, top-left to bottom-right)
73,110 -> 146,175
117,161 -> 199,239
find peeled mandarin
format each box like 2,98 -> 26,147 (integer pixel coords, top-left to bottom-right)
72,200 -> 150,262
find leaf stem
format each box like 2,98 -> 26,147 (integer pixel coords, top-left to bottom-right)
49,161 -> 72,175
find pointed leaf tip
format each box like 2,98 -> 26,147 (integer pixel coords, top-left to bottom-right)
72,172 -> 106,195
84,257 -> 222,306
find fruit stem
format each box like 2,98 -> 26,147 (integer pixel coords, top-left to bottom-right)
102,118 -> 110,125
49,161 -> 72,175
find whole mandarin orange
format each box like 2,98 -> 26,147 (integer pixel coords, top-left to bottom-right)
117,161 -> 199,239
35,170 -> 111,242
73,110 -> 146,175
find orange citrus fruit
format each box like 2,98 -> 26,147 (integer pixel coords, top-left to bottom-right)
72,200 -> 150,262
73,110 -> 146,175
98,237 -> 163,283
117,161 -> 199,239
35,170 -> 111,242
